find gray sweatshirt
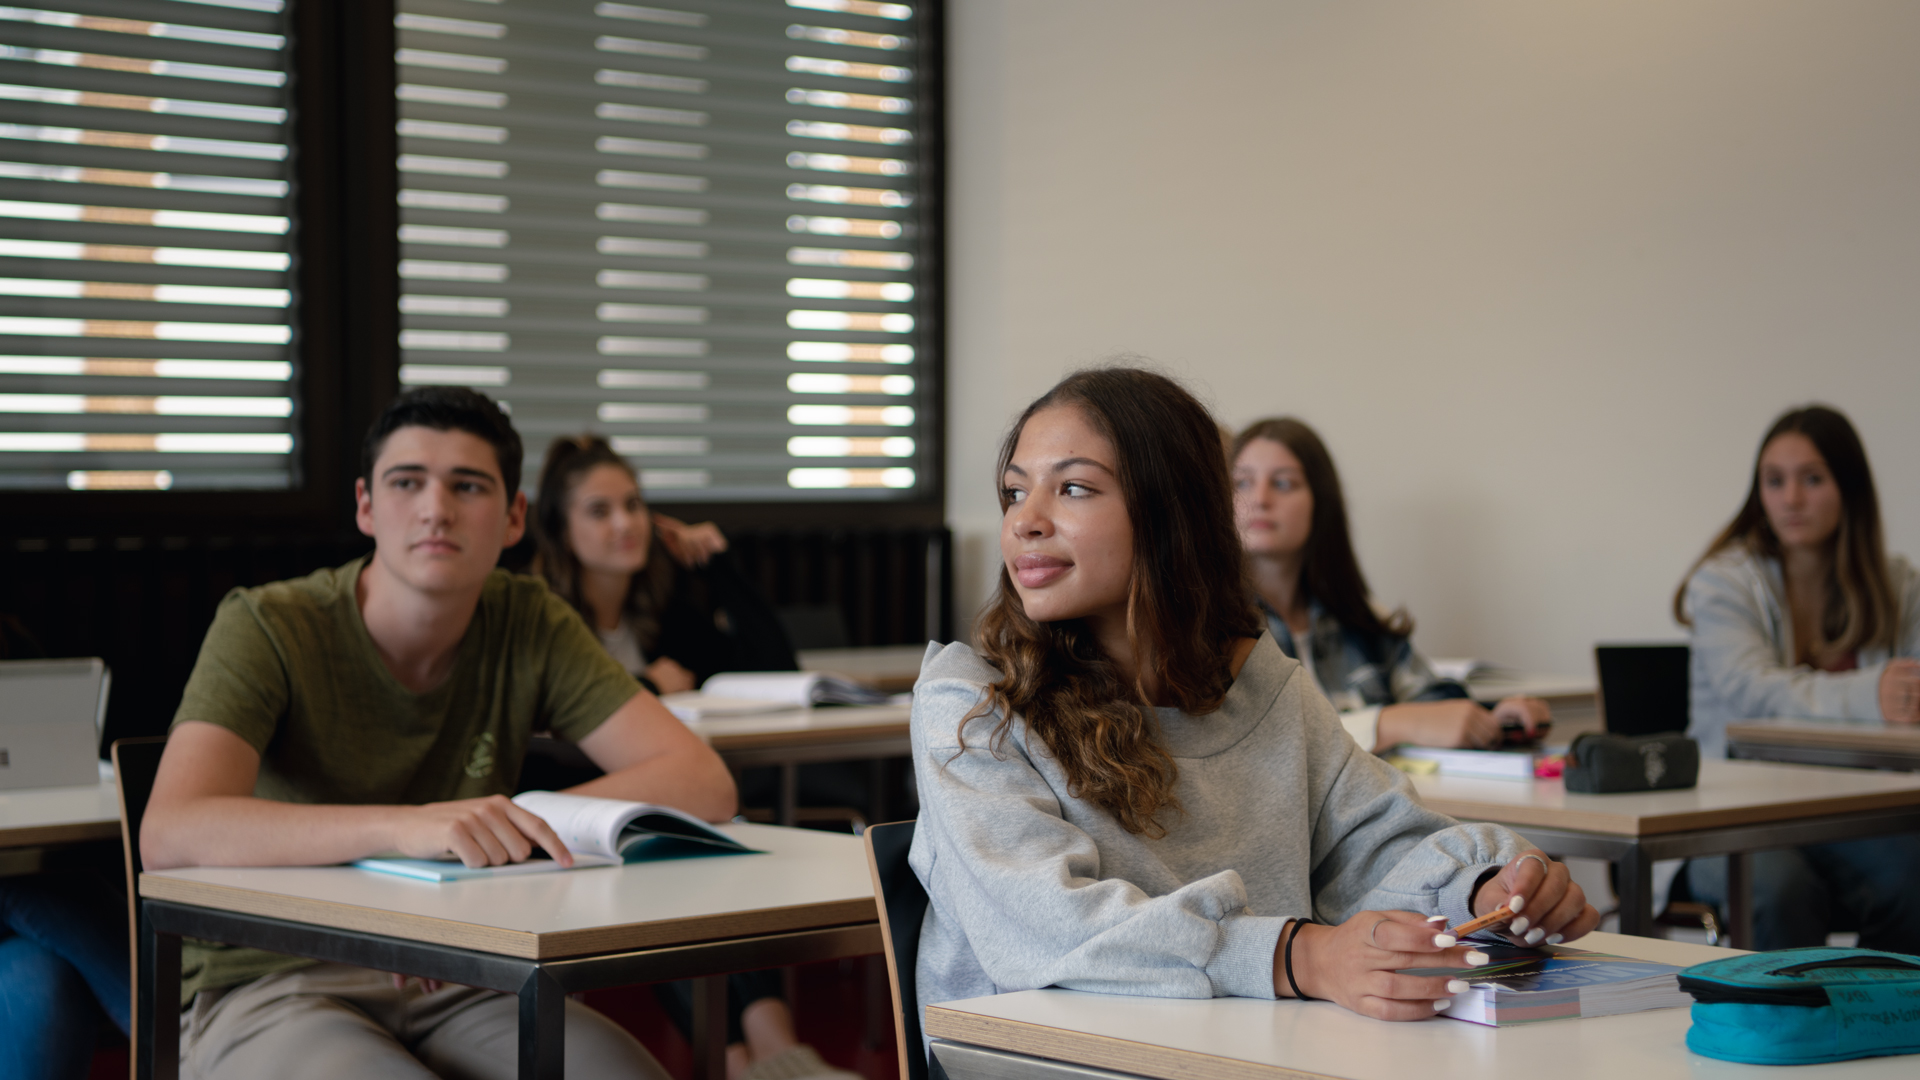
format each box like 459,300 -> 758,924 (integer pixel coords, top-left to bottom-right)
908,633 -> 1527,1028
1684,547 -> 1920,759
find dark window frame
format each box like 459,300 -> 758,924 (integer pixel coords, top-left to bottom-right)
3,0 -> 945,541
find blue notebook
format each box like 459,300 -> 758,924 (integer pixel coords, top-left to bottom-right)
1402,945 -> 1691,1026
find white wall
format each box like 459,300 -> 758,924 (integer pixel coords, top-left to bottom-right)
942,0 -> 1920,674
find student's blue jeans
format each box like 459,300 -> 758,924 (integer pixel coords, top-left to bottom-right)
0,872 -> 131,1080
1685,834 -> 1920,954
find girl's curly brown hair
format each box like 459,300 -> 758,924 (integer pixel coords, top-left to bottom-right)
966,367 -> 1261,837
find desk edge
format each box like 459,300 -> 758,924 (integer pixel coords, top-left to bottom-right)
139,875 -> 878,960
925,1006 -> 1338,1080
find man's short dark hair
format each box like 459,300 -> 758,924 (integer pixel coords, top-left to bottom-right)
361,387 -> 524,494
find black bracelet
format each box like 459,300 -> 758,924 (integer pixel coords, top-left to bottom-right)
1283,917 -> 1317,1001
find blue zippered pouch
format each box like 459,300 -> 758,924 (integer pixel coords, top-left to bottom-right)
1677,947 -> 1920,1064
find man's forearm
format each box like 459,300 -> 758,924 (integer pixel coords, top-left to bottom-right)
142,796 -> 404,871
565,748 -> 738,822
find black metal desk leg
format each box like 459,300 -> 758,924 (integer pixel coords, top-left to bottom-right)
1615,846 -> 1656,937
517,968 -> 566,1080
690,974 -> 729,1080
779,763 -> 799,827
1727,851 -> 1755,950
139,918 -> 181,1080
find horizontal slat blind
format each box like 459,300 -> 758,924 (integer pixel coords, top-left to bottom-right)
0,0 -> 295,492
395,0 -> 932,501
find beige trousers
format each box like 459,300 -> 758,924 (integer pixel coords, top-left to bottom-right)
180,963 -> 672,1080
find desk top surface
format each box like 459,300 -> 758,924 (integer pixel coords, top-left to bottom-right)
1411,758 -> 1920,835
926,932 -> 1908,1080
141,822 -> 874,960
1463,672 -> 1596,701
1727,717 -> 1920,752
683,703 -> 911,749
0,770 -> 120,848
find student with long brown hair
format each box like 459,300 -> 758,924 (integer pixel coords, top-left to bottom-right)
1230,419 -> 1549,752
1675,404 -> 1920,953
909,368 -> 1597,1048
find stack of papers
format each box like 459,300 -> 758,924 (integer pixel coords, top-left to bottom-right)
662,671 -> 890,720
1405,946 -> 1691,1026
1390,745 -> 1540,780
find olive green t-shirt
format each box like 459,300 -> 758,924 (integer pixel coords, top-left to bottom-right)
168,556 -> 641,999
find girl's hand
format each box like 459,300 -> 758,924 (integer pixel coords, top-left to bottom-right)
645,656 -> 698,695
1879,659 -> 1920,724
1283,911 -> 1492,1020
1375,699 -> 1502,750
1471,850 -> 1602,946
1491,695 -> 1551,736
654,514 -> 728,568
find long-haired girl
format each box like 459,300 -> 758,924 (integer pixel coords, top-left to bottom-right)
909,368 -> 1596,1043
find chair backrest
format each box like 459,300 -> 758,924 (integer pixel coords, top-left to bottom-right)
1594,643 -> 1691,737
112,736 -> 167,1080
863,819 -> 929,1080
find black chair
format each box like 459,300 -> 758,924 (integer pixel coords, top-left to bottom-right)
112,736 -> 168,1080
863,819 -> 930,1080
1594,643 -> 1690,736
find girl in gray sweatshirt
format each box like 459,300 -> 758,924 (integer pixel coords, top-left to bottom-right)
910,368 -> 1599,1042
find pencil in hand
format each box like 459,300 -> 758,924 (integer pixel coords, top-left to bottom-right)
1444,897 -> 1522,940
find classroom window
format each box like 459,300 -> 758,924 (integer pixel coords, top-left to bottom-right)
394,0 -> 938,501
0,0 -> 297,492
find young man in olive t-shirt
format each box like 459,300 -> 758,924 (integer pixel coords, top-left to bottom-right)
144,387 -> 735,1080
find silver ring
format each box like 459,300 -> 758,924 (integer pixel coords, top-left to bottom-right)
1517,853 -> 1551,875
1368,916 -> 1391,949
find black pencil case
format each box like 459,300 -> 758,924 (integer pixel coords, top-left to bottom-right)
1561,731 -> 1698,793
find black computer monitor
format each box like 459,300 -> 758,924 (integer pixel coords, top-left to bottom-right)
1594,643 -> 1690,737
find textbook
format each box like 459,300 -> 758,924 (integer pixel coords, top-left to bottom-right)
353,791 -> 758,882
1404,945 -> 1691,1026
662,671 -> 890,721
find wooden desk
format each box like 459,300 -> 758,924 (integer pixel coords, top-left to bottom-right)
138,823 -> 881,1080
0,768 -> 120,849
1728,718 -> 1920,772
797,644 -> 930,693
685,703 -> 912,826
1410,759 -> 1920,947
925,932 -> 1912,1080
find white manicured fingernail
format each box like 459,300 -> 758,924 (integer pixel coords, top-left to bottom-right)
1426,914 -> 1447,923
1546,933 -> 1563,945
1466,951 -> 1490,966
1525,927 -> 1546,945
1433,934 -> 1457,948
1433,998 -> 1451,1012
1447,979 -> 1470,993
1508,896 -> 1525,913
1511,917 -> 1530,934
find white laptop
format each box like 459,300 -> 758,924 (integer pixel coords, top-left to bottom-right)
0,658 -> 111,790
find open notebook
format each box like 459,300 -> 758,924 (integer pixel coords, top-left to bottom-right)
354,791 -> 759,882
661,671 -> 891,720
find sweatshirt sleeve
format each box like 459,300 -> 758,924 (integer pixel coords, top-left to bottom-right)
1289,678 -> 1525,928
909,653 -> 1289,1001
1687,560 -> 1885,725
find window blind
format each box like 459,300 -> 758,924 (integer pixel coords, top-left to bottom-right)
395,0 -> 934,501
0,0 -> 295,492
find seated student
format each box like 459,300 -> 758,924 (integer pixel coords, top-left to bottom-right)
0,871 -> 130,1080
531,434 -> 796,694
1676,404 -> 1920,954
142,387 -> 737,1080
910,368 -> 1598,1051
531,435 -> 851,1080
1229,418 -> 1550,752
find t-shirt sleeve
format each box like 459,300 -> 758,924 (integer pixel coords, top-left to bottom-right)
169,590 -> 293,754
534,589 -> 646,744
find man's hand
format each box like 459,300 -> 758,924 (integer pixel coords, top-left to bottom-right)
393,795 -> 573,869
